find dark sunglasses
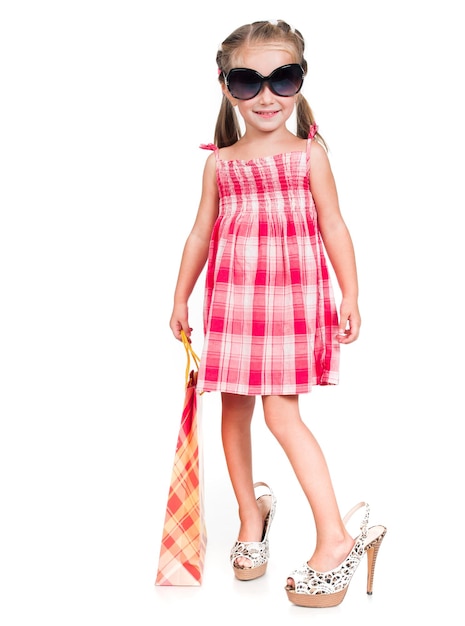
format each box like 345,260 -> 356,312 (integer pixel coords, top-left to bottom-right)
224,63 -> 304,100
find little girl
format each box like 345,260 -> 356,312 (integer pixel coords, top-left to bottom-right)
169,19 -> 386,608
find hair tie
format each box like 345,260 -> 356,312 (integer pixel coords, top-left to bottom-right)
267,19 -> 295,33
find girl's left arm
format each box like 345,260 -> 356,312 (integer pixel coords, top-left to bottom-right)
309,141 -> 361,344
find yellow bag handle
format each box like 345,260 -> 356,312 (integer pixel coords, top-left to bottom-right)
180,330 -> 200,386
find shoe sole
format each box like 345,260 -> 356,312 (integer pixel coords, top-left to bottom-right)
285,586 -> 347,607
234,562 -> 267,581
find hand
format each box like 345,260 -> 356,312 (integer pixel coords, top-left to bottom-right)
336,299 -> 361,344
169,303 -> 192,341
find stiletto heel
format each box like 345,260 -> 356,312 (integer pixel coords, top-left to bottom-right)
366,530 -> 385,594
230,481 -> 277,581
285,502 -> 386,607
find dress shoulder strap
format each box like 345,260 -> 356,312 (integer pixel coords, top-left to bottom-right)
200,143 -> 219,157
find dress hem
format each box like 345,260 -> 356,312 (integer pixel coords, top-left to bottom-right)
197,377 -> 339,396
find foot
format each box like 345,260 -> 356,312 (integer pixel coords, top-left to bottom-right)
286,536 -> 355,589
234,496 -> 270,569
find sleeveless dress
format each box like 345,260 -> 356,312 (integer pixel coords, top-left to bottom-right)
196,131 -> 340,396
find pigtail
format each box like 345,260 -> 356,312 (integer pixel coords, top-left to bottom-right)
214,95 -> 242,148
296,95 -> 328,150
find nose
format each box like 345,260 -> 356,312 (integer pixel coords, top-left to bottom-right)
258,82 -> 275,101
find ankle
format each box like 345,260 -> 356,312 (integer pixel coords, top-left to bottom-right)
308,535 -> 355,572
237,505 -> 262,542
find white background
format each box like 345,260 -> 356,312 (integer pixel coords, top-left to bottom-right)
1,1 -> 463,624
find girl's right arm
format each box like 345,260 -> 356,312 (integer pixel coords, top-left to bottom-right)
169,153 -> 219,340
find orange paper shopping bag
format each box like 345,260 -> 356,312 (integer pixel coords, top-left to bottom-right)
155,332 -> 207,586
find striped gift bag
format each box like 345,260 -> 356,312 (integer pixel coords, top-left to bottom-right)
155,332 -> 207,585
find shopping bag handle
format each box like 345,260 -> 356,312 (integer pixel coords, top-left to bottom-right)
180,330 -> 200,386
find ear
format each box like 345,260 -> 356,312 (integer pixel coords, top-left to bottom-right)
221,83 -> 238,107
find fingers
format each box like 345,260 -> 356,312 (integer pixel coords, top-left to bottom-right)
169,303 -> 191,340
337,310 -> 361,344
337,328 -> 358,344
170,320 -> 193,341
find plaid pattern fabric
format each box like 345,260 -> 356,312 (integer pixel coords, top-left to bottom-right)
197,139 -> 340,396
155,369 -> 207,586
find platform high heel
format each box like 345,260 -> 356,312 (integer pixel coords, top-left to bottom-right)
230,482 -> 277,581
285,502 -> 386,607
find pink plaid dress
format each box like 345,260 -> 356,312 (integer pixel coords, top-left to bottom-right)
196,134 -> 340,396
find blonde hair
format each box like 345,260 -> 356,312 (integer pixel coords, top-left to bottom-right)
215,20 -> 327,150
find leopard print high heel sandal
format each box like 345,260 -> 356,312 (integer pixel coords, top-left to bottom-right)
285,502 -> 387,607
230,482 -> 277,581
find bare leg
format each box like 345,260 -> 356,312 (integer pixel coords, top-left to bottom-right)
262,395 -> 354,576
221,392 -> 265,568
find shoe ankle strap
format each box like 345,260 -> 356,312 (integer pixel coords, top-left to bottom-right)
342,502 -> 369,539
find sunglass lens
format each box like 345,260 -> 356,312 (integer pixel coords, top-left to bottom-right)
270,65 -> 303,97
227,69 -> 261,100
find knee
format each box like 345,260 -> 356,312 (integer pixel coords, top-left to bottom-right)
221,393 -> 255,420
262,396 -> 300,438
263,405 -> 290,439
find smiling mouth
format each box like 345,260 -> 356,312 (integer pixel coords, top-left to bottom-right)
255,110 -> 279,117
